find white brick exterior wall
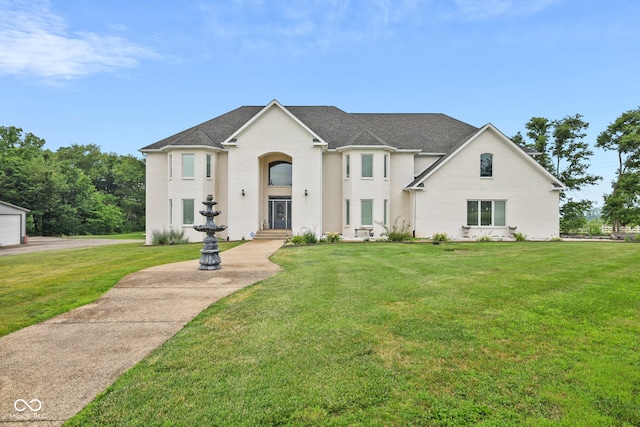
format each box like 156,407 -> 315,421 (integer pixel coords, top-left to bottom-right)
144,106 -> 562,244
413,128 -> 561,240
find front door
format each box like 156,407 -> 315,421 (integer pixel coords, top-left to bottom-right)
269,198 -> 291,229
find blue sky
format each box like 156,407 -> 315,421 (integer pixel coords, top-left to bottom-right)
1,0 -> 639,205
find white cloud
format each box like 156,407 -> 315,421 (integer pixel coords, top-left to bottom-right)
196,0 -> 423,54
452,0 -> 559,20
0,0 -> 158,82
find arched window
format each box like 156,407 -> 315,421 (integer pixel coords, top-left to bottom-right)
269,161 -> 292,186
480,153 -> 493,177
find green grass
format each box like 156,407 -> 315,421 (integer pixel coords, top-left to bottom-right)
55,242 -> 640,425
0,241 -> 242,337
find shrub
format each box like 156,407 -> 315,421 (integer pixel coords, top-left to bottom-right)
587,219 -> 604,236
513,232 -> 527,242
290,235 -> 305,245
301,230 -> 317,244
151,229 -> 189,245
379,217 -> 413,242
288,229 -> 318,245
432,232 -> 449,242
477,235 -> 494,242
325,232 -> 341,243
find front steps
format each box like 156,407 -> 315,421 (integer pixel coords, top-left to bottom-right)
253,229 -> 291,240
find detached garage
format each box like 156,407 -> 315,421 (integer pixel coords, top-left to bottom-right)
0,201 -> 30,246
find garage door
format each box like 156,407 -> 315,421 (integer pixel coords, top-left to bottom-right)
0,214 -> 20,246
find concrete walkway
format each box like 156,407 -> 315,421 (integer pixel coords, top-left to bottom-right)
0,240 -> 284,426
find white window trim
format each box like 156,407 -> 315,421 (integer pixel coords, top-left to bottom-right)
206,154 -> 212,179
182,199 -> 195,225
345,154 -> 350,179
361,154 -> 374,179
345,199 -> 351,226
467,200 -> 506,227
361,199 -> 374,226
182,153 -> 195,180
383,154 -> 388,180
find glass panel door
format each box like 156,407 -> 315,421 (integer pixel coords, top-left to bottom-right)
269,198 -> 291,229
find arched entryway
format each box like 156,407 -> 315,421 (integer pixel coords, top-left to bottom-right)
260,153 -> 292,230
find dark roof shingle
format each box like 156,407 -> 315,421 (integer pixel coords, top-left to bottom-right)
140,104 -> 480,153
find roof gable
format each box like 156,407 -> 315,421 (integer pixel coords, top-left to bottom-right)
222,100 -> 326,146
0,200 -> 30,212
406,124 -> 566,190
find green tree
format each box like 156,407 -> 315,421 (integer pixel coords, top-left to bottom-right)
112,155 -> 146,232
0,126 -> 47,202
596,107 -> 640,232
1,126 -> 144,236
516,115 -> 601,233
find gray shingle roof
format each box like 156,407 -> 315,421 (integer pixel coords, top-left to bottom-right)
140,104 -> 480,153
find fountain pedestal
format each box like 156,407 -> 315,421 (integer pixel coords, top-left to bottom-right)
193,195 -> 227,271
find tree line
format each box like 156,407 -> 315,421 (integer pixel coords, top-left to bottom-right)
513,107 -> 640,234
0,126 -> 145,236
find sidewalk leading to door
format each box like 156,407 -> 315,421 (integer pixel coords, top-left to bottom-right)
0,240 -> 284,425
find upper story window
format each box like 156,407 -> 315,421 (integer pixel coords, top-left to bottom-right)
206,154 -> 212,178
362,154 -> 373,178
480,153 -> 493,177
345,154 -> 350,178
269,161 -> 292,186
182,153 -> 195,179
383,154 -> 388,179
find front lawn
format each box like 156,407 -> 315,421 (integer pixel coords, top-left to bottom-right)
0,241 -> 242,337
65,242 -> 639,425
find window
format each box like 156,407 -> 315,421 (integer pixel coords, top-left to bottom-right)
362,154 -> 373,178
467,200 -> 505,226
345,154 -> 350,178
345,199 -> 350,226
182,199 -> 195,225
182,154 -> 195,178
361,200 -> 373,225
206,154 -> 212,178
169,199 -> 173,226
383,154 -> 388,179
269,161 -> 292,186
383,199 -> 388,225
480,153 -> 493,177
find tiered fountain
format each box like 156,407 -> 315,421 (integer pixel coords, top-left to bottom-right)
193,195 -> 227,271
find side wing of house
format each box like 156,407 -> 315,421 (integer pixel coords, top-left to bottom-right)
410,125 -> 564,240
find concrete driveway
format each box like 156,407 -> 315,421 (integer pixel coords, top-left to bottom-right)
0,236 -> 144,256
0,239 -> 284,425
